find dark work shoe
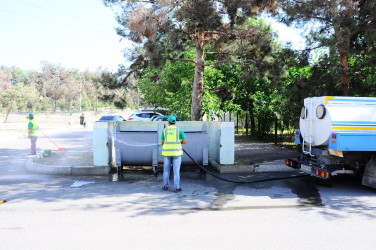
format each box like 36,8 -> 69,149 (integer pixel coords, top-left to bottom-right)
174,188 -> 182,192
163,186 -> 168,191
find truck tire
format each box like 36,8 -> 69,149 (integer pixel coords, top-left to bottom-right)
362,156 -> 376,188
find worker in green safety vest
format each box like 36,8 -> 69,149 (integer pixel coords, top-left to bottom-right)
27,113 -> 39,155
161,115 -> 187,192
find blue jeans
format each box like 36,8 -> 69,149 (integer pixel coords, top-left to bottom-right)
163,156 -> 181,189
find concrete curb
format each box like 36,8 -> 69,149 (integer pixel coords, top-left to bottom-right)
254,160 -> 296,173
25,155 -> 294,176
26,155 -> 110,176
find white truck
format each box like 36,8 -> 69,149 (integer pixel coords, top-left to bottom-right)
286,96 -> 376,188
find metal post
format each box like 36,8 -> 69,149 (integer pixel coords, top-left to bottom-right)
274,116 -> 278,145
236,111 -> 239,134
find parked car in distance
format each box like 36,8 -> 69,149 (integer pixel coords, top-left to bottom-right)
152,116 -> 168,121
127,112 -> 163,121
153,116 -> 182,121
97,115 -> 126,122
142,108 -> 168,115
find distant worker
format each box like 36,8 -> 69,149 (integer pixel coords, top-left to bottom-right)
27,113 -> 39,155
69,113 -> 73,129
79,113 -> 85,128
161,115 -> 187,192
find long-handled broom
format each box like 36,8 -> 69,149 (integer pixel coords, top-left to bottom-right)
40,130 -> 66,152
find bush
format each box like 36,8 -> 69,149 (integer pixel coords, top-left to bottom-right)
82,100 -> 93,111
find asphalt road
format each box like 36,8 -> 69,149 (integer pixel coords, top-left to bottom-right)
234,135 -> 298,164
1,125 -> 376,250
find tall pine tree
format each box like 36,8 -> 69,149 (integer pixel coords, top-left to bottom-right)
277,0 -> 363,96
104,0 -> 277,120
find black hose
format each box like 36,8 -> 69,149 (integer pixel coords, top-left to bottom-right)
183,149 -> 307,184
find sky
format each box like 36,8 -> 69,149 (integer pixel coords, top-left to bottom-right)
0,0 -> 128,72
0,0 -> 304,72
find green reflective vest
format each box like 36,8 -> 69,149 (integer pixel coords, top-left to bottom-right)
30,120 -> 39,136
162,126 -> 183,156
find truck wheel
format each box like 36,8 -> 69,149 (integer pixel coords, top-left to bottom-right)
362,156 -> 376,188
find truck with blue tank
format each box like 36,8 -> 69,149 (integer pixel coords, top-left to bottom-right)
285,96 -> 376,188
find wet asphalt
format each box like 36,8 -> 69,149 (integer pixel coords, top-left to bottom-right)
0,126 -> 371,212
3,126 -> 376,250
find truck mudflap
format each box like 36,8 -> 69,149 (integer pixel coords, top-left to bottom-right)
285,159 -> 330,179
362,156 -> 376,188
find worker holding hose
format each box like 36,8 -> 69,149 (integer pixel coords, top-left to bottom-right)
27,113 -> 39,155
161,115 -> 187,192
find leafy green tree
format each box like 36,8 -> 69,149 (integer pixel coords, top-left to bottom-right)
83,71 -> 103,112
38,62 -> 67,112
358,0 -> 376,62
0,63 -> 131,113
276,0 -> 376,96
137,49 -> 245,120
79,72 -> 102,112
137,58 -> 194,119
2,82 -> 38,112
63,70 -> 80,112
97,70 -> 131,109
0,66 -> 12,112
346,54 -> 376,97
104,0 -> 278,120
0,66 -> 33,119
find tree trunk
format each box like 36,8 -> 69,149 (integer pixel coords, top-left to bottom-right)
4,103 -> 12,123
336,27 -> 350,96
339,44 -> 350,96
54,97 -> 57,112
191,29 -> 205,121
332,1 -> 350,96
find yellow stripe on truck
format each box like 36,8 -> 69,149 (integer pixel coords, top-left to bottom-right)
332,126 -> 376,130
325,96 -> 335,104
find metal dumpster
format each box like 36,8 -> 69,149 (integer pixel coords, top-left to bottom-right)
115,123 -> 159,173
114,122 -> 208,174
175,123 -> 208,166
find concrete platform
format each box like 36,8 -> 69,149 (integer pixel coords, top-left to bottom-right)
26,151 -> 109,175
25,135 -> 299,175
212,135 -> 298,173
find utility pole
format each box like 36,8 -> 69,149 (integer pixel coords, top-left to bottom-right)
137,87 -> 140,111
54,70 -> 60,112
79,74 -> 82,112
